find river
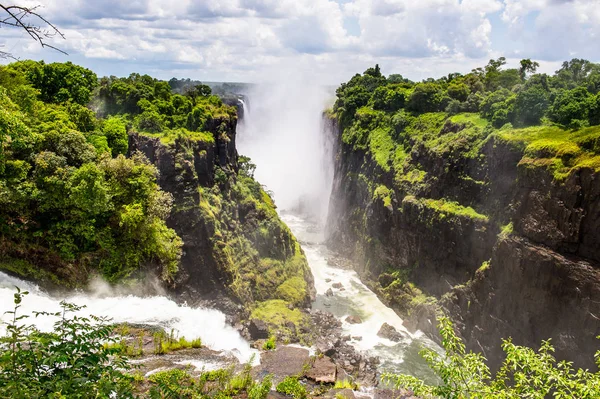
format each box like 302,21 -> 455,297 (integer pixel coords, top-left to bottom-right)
237,82 -> 440,382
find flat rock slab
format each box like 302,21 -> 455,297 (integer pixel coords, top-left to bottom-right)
305,355 -> 337,384
253,346 -> 310,383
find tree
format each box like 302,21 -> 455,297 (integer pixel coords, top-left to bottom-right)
0,4 -> 66,59
519,59 -> 540,80
514,86 -> 549,126
447,82 -> 469,102
548,86 -> 592,127
407,83 -> 444,113
0,289 -> 136,398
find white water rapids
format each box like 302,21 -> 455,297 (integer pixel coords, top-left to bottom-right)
0,272 -> 257,364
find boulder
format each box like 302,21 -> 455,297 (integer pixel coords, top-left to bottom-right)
345,315 -> 362,324
305,356 -> 337,384
377,323 -> 405,342
332,282 -> 343,289
325,288 -> 334,297
253,346 -> 310,383
248,319 -> 270,340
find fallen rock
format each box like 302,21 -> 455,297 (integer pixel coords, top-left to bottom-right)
305,355 -> 337,384
253,346 -> 310,384
332,282 -> 343,289
377,323 -> 406,342
345,315 -> 362,324
248,319 -> 270,340
352,336 -> 362,341
325,288 -> 334,297
325,278 -> 332,283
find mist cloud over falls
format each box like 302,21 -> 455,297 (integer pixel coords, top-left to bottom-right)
237,77 -> 334,224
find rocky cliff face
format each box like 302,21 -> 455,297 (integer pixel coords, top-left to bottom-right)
129,114 -> 315,326
326,115 -> 600,370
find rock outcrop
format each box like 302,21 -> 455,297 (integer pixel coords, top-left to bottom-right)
129,113 -> 315,323
326,113 -> 600,371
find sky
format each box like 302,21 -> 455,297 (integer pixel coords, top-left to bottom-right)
1,0 -> 599,84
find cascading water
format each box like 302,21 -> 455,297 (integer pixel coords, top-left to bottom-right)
237,80 -> 440,382
0,271 -> 257,366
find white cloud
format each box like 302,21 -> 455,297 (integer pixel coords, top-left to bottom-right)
0,0 -> 597,83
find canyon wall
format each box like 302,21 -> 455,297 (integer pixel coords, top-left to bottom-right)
326,114 -> 600,370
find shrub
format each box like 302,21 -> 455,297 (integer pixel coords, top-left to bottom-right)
263,335 -> 276,351
383,317 -> 600,398
276,376 -> 307,399
0,289 -> 135,398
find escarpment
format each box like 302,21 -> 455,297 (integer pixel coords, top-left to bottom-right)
129,113 -> 315,325
326,109 -> 600,370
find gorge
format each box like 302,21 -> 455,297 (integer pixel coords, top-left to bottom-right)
1,58 -> 600,398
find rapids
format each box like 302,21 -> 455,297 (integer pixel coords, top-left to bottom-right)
0,271 -> 257,364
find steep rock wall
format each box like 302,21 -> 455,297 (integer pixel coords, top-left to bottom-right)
326,115 -> 600,370
129,115 -> 315,324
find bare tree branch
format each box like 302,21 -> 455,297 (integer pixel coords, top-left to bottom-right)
0,3 -> 67,59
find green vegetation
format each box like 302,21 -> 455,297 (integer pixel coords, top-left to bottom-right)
0,61 -> 183,284
384,317 -> 600,398
147,362 -> 265,399
196,156 -> 312,320
0,58 -> 310,325
499,222 -> 514,239
0,289 -> 135,398
332,58 -> 600,196
250,299 -> 311,343
373,184 -> 393,208
276,376 -> 308,399
333,379 -> 360,390
0,290 -> 277,398
403,196 -> 489,223
262,335 -> 277,350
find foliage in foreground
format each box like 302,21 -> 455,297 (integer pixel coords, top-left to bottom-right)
0,289 -> 135,398
383,317 -> 600,399
0,291 -> 274,398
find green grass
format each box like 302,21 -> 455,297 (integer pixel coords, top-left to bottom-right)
477,260 -> 491,273
334,379 -> 360,390
499,222 -> 513,239
276,376 -> 307,399
403,196 -> 489,222
275,276 -> 308,305
450,113 -> 489,129
141,128 -> 215,145
262,336 -> 276,351
495,125 -> 600,180
250,299 -> 310,340
369,127 -> 395,172
373,184 -> 393,208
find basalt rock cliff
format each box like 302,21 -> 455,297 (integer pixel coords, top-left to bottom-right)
129,113 -> 316,333
326,112 -> 600,370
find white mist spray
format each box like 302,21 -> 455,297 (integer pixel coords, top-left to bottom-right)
237,76 -> 335,224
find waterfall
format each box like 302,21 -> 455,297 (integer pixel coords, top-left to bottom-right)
236,80 -> 335,225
